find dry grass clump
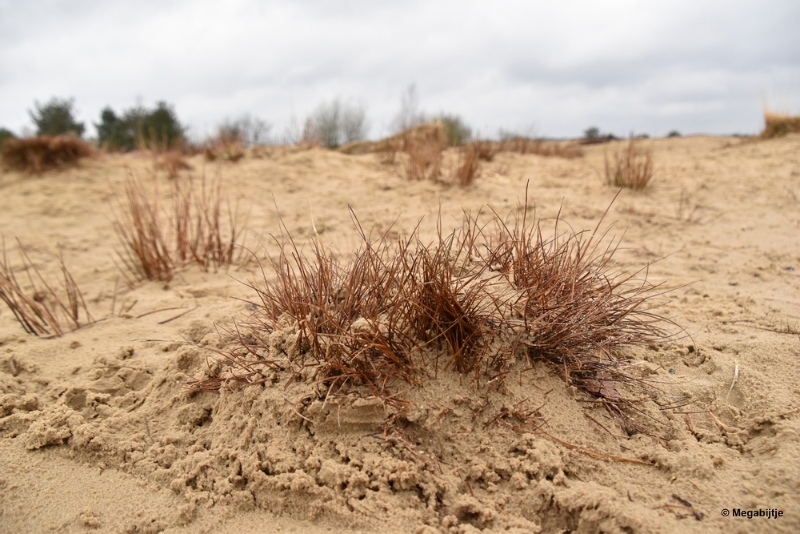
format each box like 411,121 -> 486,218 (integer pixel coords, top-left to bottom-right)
604,140 -> 655,190
0,239 -> 93,336
499,136 -> 583,159
404,137 -> 445,182
203,129 -> 246,163
485,200 -> 669,416
761,110 -> 800,138
154,149 -> 193,179
113,175 -> 248,283
0,135 -> 93,173
192,195 -> 673,423
448,142 -> 483,186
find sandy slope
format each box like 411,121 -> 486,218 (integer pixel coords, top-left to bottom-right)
0,135 -> 798,533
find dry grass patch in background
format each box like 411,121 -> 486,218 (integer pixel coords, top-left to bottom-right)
761,109 -> 800,138
191,195 -> 674,427
404,137 -> 445,182
498,136 -> 583,159
203,133 -> 245,163
604,140 -> 655,190
112,175 -> 249,284
0,135 -> 93,173
0,239 -> 94,337
154,149 -> 193,179
448,142 -> 483,186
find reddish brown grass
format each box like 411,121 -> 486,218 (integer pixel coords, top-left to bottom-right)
112,175 -> 249,284
189,194 -> 675,426
0,135 -> 93,173
0,238 -> 94,336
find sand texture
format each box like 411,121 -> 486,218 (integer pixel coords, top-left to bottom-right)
1,135 -> 799,533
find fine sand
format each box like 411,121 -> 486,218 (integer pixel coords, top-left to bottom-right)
1,135 -> 798,533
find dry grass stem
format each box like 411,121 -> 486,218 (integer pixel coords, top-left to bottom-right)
0,238 -> 94,336
112,174 -> 250,284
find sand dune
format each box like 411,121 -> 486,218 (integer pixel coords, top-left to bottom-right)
1,135 -> 799,533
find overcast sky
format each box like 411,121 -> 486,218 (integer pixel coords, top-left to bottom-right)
1,0 -> 798,140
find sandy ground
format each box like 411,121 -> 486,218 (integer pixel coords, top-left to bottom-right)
0,135 -> 798,533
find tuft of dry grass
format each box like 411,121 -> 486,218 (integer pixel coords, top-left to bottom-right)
112,174 -> 249,284
203,129 -> 246,162
190,193 -> 674,426
604,140 -> 655,190
154,150 -> 193,179
499,136 -> 583,159
0,238 -> 94,336
404,138 -> 445,182
761,110 -> 800,138
448,142 -> 483,186
0,135 -> 93,173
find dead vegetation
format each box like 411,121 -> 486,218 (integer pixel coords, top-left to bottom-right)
190,193 -> 674,427
0,238 -> 94,337
761,109 -> 800,138
154,149 -> 193,179
0,135 -> 93,173
203,131 -> 245,163
498,136 -> 583,159
604,140 -> 655,190
112,174 -> 249,284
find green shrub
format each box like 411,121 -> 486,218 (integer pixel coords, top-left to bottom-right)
96,101 -> 185,151
29,97 -> 85,137
438,114 -> 471,146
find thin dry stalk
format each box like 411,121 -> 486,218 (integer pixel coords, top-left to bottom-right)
113,177 -> 175,283
173,175 -> 250,272
604,140 -> 655,190
0,238 -> 94,336
113,174 -> 249,283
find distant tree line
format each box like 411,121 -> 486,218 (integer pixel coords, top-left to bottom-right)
95,102 -> 184,150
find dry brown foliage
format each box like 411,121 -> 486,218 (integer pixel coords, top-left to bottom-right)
190,194 -> 674,424
0,239 -> 94,336
404,138 -> 445,181
499,137 -> 583,159
761,110 -> 800,138
604,140 -> 655,190
449,142 -> 482,186
203,130 -> 246,163
112,175 -> 249,284
154,150 -> 193,179
0,135 -> 93,173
